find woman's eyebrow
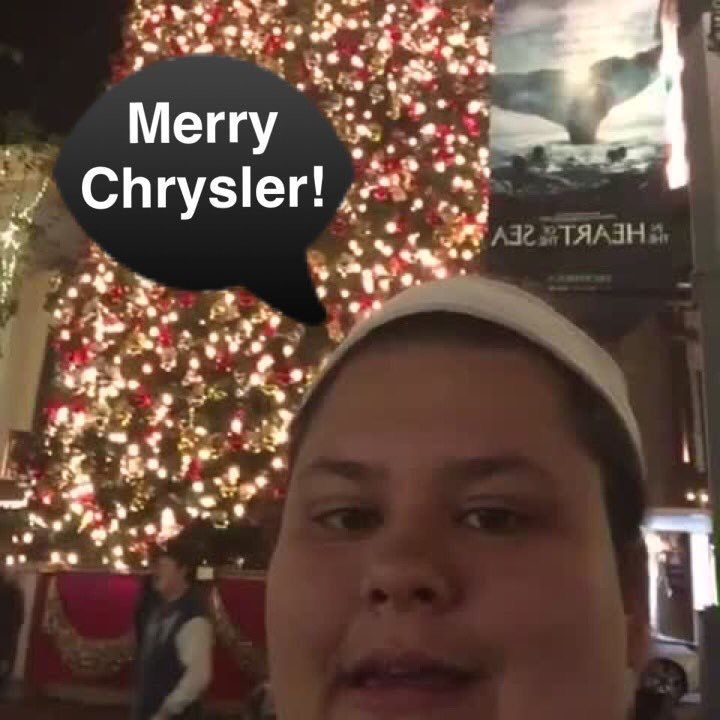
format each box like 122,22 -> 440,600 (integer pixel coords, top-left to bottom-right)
293,457 -> 389,485
293,455 -> 549,487
434,455 -> 551,484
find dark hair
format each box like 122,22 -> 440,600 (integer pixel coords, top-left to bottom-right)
162,537 -> 199,584
288,312 -> 646,565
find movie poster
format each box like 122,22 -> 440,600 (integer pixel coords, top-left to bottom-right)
487,0 -> 691,292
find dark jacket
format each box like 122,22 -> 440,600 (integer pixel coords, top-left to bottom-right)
134,574 -> 160,650
134,590 -> 206,720
0,575 -> 23,683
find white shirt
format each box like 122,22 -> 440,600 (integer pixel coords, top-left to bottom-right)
149,615 -> 213,719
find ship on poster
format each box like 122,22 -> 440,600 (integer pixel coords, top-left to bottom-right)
487,0 -> 691,292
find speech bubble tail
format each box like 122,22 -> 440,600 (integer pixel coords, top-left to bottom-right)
246,258 -> 327,326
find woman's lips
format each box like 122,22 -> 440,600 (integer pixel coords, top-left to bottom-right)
337,650 -> 481,714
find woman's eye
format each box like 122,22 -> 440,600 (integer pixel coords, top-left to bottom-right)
314,507 -> 381,533
459,507 -> 528,534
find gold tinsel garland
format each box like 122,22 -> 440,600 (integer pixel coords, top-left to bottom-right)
209,586 -> 267,680
42,576 -> 265,679
42,576 -> 136,679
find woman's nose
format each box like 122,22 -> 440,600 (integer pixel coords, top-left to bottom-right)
360,524 -> 460,614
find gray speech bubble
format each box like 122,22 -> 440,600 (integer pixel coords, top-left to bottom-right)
53,56 -> 355,324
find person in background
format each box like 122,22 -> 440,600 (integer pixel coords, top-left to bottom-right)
266,276 -> 651,720
134,543 -> 161,652
0,569 -> 23,689
134,537 -> 213,720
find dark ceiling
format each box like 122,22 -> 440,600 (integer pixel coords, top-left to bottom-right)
1,1 -> 129,138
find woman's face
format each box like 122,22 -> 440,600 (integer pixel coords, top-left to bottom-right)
267,343 -> 647,720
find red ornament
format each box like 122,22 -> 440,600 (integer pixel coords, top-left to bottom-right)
330,216 -> 348,237
227,434 -> 245,452
158,326 -> 174,348
353,67 -> 371,82
272,366 -> 292,386
157,296 -> 173,313
169,37 -> 185,56
425,208 -> 443,227
43,401 -> 63,424
372,186 -> 389,202
206,6 -> 224,25
263,34 -> 285,56
335,29 -> 360,57
462,114 -> 480,137
353,157 -> 368,177
391,215 -> 409,235
384,157 -> 401,172
70,398 -> 87,414
389,256 -> 406,275
108,285 -> 125,302
236,289 -> 256,307
66,347 -> 90,367
387,25 -> 402,43
144,425 -> 160,440
178,291 -> 197,308
327,302 -> 344,320
185,458 -> 202,482
131,389 -> 153,409
433,145 -> 454,164
215,351 -> 233,373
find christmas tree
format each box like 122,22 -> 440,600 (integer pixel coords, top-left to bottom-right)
24,0 -> 491,568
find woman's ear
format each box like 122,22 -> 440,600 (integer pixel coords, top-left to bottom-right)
620,538 -> 651,675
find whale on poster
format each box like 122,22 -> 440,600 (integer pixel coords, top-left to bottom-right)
492,44 -> 663,145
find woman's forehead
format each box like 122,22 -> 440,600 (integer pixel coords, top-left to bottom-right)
315,342 -> 568,415
292,344 -> 579,467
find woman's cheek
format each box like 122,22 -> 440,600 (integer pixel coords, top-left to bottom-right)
270,540 -> 360,654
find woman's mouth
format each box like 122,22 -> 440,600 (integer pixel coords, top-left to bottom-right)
337,650 -> 482,715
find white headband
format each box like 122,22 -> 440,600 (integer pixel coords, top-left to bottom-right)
300,275 -> 645,481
